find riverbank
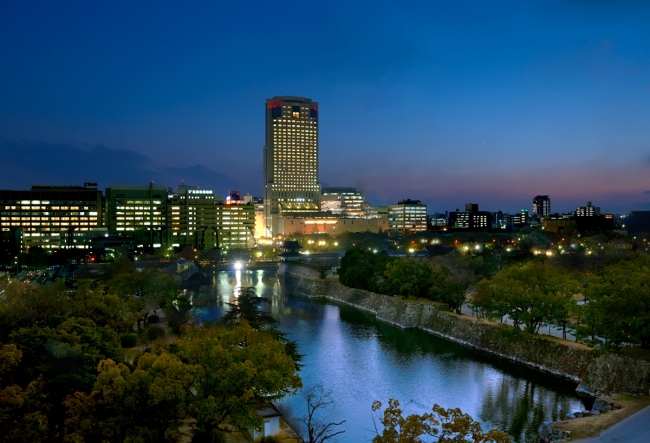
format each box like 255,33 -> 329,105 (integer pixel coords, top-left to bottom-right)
556,394 -> 650,441
284,264 -> 650,397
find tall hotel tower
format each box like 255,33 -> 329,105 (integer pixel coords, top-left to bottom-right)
264,96 -> 320,235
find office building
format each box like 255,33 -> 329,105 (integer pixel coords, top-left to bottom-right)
448,204 -> 490,231
512,208 -> 530,228
216,190 -> 255,248
0,183 -> 103,251
320,187 -> 366,218
388,199 -> 427,233
168,187 -> 219,249
533,195 -> 551,218
543,214 -> 577,235
264,96 -> 321,235
105,184 -> 167,248
576,201 -> 600,217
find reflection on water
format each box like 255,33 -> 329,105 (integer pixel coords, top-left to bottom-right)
191,270 -> 585,443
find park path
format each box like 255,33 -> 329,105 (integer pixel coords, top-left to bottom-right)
577,405 -> 650,443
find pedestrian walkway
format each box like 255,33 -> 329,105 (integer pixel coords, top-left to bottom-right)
577,405 -> 650,443
460,303 -> 579,341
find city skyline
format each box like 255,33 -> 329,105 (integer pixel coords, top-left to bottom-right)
1,1 -> 650,213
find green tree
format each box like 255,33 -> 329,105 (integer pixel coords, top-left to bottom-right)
173,322 -> 302,442
371,399 -> 510,443
473,262 -> 576,334
107,269 -> 178,330
428,264 -> 471,314
0,344 -> 48,443
576,256 -> 650,349
221,286 -> 302,370
10,317 -> 122,440
383,259 -> 432,299
221,287 -> 278,330
64,354 -> 194,443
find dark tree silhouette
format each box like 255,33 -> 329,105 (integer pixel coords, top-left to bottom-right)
297,385 -> 346,443
221,286 -> 303,369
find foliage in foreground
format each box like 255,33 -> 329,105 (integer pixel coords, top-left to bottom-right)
64,322 -> 302,443
0,267 -> 302,442
372,399 -> 511,443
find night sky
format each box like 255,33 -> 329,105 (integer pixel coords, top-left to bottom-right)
1,1 -> 649,213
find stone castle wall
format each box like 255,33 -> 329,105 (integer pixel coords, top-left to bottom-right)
289,265 -> 650,396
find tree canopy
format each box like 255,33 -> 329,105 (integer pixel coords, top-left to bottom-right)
371,399 -> 510,443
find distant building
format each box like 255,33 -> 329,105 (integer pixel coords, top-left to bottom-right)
388,199 -> 427,233
491,211 -> 508,230
254,202 -> 266,240
448,204 -> 490,231
512,208 -> 530,228
105,183 -> 167,248
576,201 -> 600,217
428,213 -> 448,228
280,212 -> 388,236
168,187 -> 219,249
0,183 -> 103,251
625,211 -> 650,238
543,206 -> 613,234
543,214 -> 577,234
216,191 -> 255,249
320,187 -> 366,218
264,96 -> 321,235
533,195 -> 551,219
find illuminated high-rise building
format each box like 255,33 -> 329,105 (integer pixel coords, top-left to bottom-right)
264,96 -> 320,235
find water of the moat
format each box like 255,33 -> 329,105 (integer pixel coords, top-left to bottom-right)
190,269 -> 586,443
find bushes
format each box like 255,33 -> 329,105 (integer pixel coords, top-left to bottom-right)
338,248 -> 395,293
120,333 -> 137,348
147,326 -> 166,341
148,314 -> 160,324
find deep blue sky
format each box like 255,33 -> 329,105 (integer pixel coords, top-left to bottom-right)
1,1 -> 649,213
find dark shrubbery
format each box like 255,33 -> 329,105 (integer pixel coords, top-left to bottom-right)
148,314 -> 160,324
338,248 -> 395,293
146,326 -> 166,341
338,249 -> 471,312
120,333 -> 137,348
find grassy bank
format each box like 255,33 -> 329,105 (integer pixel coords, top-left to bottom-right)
555,395 -> 650,441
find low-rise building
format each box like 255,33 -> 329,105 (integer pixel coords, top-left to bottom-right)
448,204 -> 490,231
105,184 -> 167,248
388,199 -> 427,233
216,191 -> 255,249
543,214 -> 577,234
0,183 -> 103,251
320,187 -> 366,218
280,212 -> 388,236
168,187 -> 219,249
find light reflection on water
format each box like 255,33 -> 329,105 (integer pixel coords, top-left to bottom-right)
190,270 -> 585,443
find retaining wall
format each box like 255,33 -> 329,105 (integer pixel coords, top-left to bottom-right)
289,265 -> 650,396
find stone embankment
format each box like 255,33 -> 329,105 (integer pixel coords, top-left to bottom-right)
284,264 -> 650,397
